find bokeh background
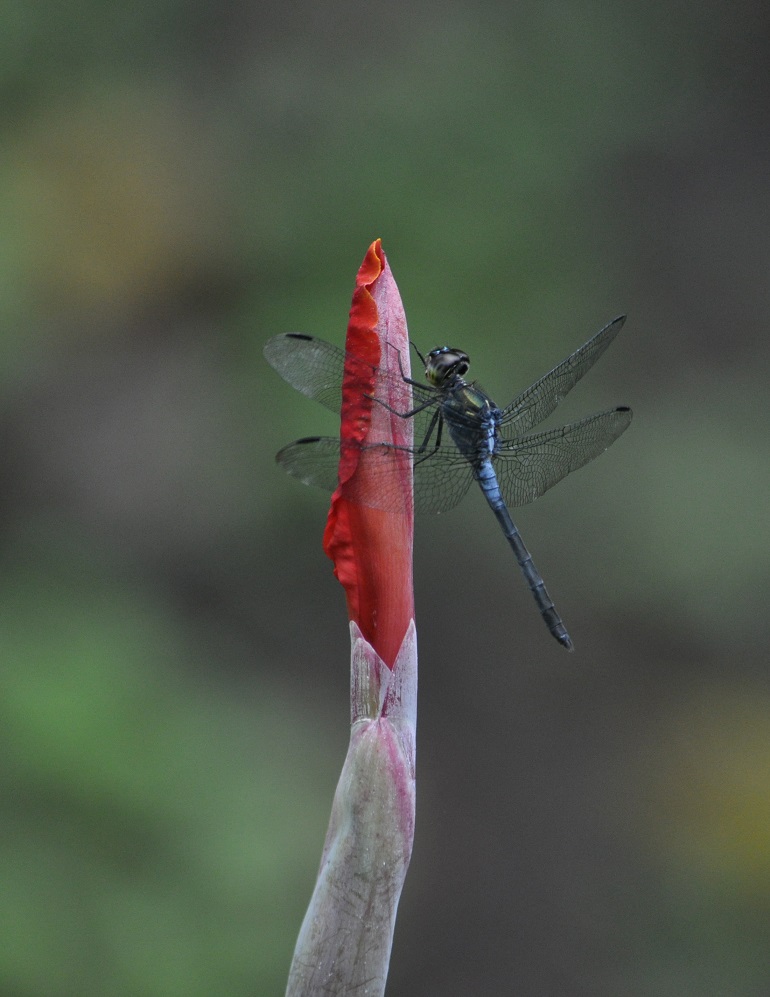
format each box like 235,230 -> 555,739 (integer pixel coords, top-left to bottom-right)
2,1 -> 769,994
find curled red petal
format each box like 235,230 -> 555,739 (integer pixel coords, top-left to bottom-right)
323,240 -> 414,669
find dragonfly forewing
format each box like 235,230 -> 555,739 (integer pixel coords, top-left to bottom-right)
264,334 -> 348,412
501,315 -> 626,436
265,332 -> 444,445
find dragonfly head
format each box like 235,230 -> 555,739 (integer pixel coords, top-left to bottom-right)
424,347 -> 470,387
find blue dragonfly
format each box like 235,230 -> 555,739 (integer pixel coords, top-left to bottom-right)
264,316 -> 632,650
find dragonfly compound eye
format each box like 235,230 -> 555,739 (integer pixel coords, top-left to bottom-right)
425,348 -> 471,385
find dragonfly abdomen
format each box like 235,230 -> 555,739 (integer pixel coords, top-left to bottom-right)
475,459 -> 574,651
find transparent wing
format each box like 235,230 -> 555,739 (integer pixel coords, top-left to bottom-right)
500,315 -> 627,436
412,447 -> 475,513
264,332 -> 443,443
264,334 -> 348,412
494,407 -> 632,508
276,436 -> 475,514
275,436 -> 342,491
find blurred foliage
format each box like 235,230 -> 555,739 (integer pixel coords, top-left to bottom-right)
0,0 -> 769,993
0,525 -> 339,995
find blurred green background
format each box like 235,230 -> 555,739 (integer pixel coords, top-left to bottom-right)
1,1 -> 768,994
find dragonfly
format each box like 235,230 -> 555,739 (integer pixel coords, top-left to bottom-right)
264,316 -> 632,650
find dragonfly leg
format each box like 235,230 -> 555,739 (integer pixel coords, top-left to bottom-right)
367,393 -> 439,419
413,410 -> 444,465
382,340 -> 430,391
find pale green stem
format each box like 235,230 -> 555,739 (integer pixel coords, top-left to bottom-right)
285,621 -> 417,997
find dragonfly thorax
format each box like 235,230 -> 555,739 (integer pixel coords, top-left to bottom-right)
424,347 -> 470,388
